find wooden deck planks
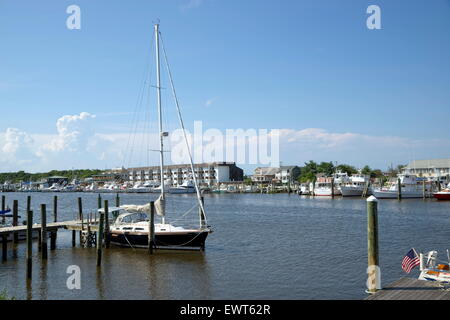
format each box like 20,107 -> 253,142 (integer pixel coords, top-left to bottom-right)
0,220 -> 94,234
366,278 -> 450,300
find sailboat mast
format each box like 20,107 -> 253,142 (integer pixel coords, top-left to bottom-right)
155,23 -> 166,224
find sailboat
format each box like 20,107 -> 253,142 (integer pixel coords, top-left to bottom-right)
109,24 -> 212,250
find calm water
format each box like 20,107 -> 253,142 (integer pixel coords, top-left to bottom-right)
0,192 -> 449,300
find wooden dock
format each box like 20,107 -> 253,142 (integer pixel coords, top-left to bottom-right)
365,278 -> 450,300
0,220 -> 87,235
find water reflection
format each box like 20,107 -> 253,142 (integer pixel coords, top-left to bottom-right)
0,192 -> 449,299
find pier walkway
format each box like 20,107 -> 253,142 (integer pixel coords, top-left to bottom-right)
0,220 -> 96,235
365,278 -> 450,300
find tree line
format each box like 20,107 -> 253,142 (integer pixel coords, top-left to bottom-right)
296,161 -> 406,183
0,169 -> 104,184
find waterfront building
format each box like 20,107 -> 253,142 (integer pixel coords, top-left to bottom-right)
251,167 -> 280,183
403,159 -> 450,180
252,166 -> 300,184
275,166 -> 300,184
127,162 -> 243,187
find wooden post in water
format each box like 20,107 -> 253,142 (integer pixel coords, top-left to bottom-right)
53,196 -> 58,222
423,180 -> 426,200
367,196 -> 380,294
397,178 -> 402,201
86,212 -> 91,248
148,201 -> 155,254
1,234 -> 7,262
26,210 -> 33,280
78,197 -> 83,245
26,195 -> 31,215
199,196 -> 206,229
50,195 -> 58,250
40,204 -> 47,260
331,178 -> 335,199
104,200 -> 110,248
98,193 -> 102,209
12,200 -> 19,243
72,230 -> 76,247
115,193 -> 120,207
1,195 -> 5,225
96,212 -> 105,267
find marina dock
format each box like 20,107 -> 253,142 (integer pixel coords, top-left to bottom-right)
366,278 -> 450,300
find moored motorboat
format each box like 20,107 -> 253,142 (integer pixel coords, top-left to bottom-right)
418,250 -> 450,284
340,172 -> 371,197
168,181 -> 196,194
433,183 -> 450,200
314,177 -> 341,196
372,174 -> 431,199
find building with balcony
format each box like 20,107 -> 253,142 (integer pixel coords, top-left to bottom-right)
403,159 -> 450,180
127,162 -> 243,187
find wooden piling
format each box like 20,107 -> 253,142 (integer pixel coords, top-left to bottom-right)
78,197 -> 83,244
40,204 -> 47,260
104,200 -> 110,248
50,231 -> 56,250
331,178 -> 335,199
53,196 -> 58,222
26,210 -> 33,279
97,212 -> 105,267
367,196 -> 380,294
98,194 -> 102,210
12,200 -> 19,243
397,178 -> 402,201
50,195 -> 58,249
148,202 -> 155,254
115,193 -> 120,207
86,212 -> 91,248
72,230 -> 76,247
423,180 -> 426,200
199,196 -> 206,229
26,195 -> 31,214
1,195 -> 5,224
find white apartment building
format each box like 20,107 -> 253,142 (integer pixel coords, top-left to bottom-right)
127,162 -> 243,186
403,159 -> 450,179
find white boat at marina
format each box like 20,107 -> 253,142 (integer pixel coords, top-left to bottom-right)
298,183 -> 311,195
372,174 -> 431,199
168,181 -> 196,194
129,182 -> 155,193
98,182 -> 120,193
340,173 -> 371,197
314,177 -> 341,196
42,183 -> 62,192
418,250 -> 450,284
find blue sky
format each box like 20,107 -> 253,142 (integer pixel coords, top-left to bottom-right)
1,0 -> 450,173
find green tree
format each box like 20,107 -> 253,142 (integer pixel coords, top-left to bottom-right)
336,164 -> 358,175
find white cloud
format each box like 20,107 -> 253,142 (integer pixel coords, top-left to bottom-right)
42,112 -> 96,152
0,128 -> 37,170
1,113 -> 450,172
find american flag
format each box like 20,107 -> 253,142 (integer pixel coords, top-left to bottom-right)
402,249 -> 420,273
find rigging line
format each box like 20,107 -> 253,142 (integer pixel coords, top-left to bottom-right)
124,30 -> 155,169
168,203 -> 199,223
159,33 -> 207,226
